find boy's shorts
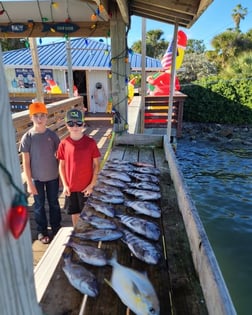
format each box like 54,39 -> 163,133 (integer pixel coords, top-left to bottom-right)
64,192 -> 88,215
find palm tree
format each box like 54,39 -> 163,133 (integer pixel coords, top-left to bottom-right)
232,4 -> 247,31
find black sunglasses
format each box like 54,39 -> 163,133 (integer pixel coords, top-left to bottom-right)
66,121 -> 83,127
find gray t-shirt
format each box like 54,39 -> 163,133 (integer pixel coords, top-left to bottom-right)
19,128 -> 60,181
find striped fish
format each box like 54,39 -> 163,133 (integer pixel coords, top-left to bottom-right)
123,188 -> 161,201
126,181 -> 160,192
128,172 -> 159,184
116,214 -> 160,241
124,200 -> 161,218
80,213 -> 117,230
121,229 -> 162,264
71,229 -> 123,242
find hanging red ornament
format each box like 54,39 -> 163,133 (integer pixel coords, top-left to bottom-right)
7,194 -> 28,239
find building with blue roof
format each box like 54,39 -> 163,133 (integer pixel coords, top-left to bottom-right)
3,37 -> 162,112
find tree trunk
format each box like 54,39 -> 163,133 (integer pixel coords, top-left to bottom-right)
0,46 -> 42,315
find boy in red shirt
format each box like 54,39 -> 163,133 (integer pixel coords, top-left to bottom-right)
57,109 -> 101,226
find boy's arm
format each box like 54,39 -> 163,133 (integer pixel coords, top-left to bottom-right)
22,152 -> 37,195
59,159 -> 70,196
83,157 -> 100,196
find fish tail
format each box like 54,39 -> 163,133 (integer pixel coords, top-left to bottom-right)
107,250 -> 118,266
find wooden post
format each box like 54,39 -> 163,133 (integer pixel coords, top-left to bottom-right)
29,38 -> 44,102
140,17 -> 146,133
66,39 -> 74,98
167,24 -> 178,141
0,46 -> 43,315
110,6 -> 127,132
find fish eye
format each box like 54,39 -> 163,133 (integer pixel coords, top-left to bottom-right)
149,307 -> 156,314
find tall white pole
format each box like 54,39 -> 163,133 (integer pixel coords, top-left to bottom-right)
140,17 -> 146,133
167,23 -> 178,141
66,39 -> 74,97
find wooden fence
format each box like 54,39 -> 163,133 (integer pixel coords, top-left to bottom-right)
144,93 -> 187,137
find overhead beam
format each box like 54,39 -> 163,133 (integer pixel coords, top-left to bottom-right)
92,0 -> 111,21
116,0 -> 129,25
0,21 -> 110,38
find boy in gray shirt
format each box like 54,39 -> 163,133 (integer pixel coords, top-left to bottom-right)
19,102 -> 61,243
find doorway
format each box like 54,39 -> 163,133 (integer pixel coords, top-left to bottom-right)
73,71 -> 87,110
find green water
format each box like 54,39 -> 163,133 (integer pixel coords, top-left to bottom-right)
177,139 -> 252,315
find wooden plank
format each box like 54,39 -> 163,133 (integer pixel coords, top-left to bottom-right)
114,134 -> 163,147
34,227 -> 73,303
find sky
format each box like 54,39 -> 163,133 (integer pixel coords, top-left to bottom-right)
38,0 -> 252,50
127,0 -> 252,49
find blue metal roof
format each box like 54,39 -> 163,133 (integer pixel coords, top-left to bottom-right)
2,38 -> 162,71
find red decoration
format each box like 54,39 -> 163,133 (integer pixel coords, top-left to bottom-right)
7,194 -> 28,239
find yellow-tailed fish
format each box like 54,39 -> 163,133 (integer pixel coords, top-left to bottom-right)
106,254 -> 160,315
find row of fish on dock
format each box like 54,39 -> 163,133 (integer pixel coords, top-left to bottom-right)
62,159 -> 163,315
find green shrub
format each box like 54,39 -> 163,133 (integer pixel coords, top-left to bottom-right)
181,76 -> 252,124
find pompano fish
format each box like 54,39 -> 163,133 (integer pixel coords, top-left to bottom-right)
123,188 -> 161,201
94,184 -> 124,197
100,170 -> 132,182
65,240 -> 107,266
128,172 -> 159,184
87,199 -> 115,217
80,213 -> 117,230
91,192 -> 124,204
116,214 -> 160,241
106,254 -> 160,315
98,175 -> 127,188
133,166 -> 161,176
121,229 -> 162,265
127,181 -> 160,192
62,253 -> 99,297
124,200 -> 161,218
71,229 -> 123,242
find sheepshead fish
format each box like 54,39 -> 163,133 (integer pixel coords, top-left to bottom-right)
121,229 -> 162,265
106,255 -> 160,315
91,192 -> 124,204
94,184 -> 124,197
127,181 -> 160,192
133,166 -> 161,176
123,188 -> 161,201
100,170 -> 132,182
124,200 -> 161,218
62,253 -> 99,297
128,172 -> 159,184
87,199 -> 115,217
71,229 -> 123,242
80,213 -> 117,230
98,175 -> 127,188
104,163 -> 134,172
65,240 -> 107,266
116,214 -> 160,241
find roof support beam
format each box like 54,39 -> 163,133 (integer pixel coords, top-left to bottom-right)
116,0 -> 129,25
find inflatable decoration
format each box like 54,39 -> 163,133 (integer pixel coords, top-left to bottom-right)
128,77 -> 136,104
45,78 -> 62,94
147,30 -> 187,96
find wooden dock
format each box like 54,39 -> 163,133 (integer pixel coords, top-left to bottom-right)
34,133 -> 208,315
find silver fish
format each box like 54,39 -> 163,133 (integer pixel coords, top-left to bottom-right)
127,181 -> 160,192
133,166 -> 161,176
106,254 -> 160,315
71,229 -> 123,242
66,240 -> 107,266
116,214 -> 160,241
104,163 -> 134,172
128,172 -> 159,184
91,192 -> 124,204
80,213 -> 117,230
98,175 -> 127,188
121,229 -> 162,265
87,199 -> 115,217
100,170 -> 132,182
62,253 -> 99,297
94,184 -> 124,197
124,200 -> 161,218
123,188 -> 161,201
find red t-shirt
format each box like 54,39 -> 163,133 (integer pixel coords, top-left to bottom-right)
57,135 -> 101,192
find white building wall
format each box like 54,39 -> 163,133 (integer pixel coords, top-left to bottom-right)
88,70 -> 109,113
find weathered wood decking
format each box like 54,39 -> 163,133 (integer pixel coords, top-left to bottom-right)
36,134 -> 208,315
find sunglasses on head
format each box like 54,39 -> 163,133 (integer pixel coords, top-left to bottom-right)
66,120 -> 83,127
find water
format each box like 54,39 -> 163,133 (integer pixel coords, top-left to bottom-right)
176,139 -> 252,315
